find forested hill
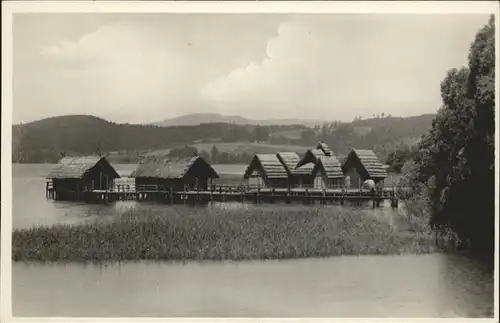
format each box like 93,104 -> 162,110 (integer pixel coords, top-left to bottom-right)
152,113 -> 324,127
12,113 -> 436,163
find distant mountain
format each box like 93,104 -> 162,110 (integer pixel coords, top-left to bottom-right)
11,115 -> 307,163
152,113 -> 323,127
12,113 -> 437,164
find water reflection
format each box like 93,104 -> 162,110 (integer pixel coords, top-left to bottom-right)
12,254 -> 494,318
439,254 -> 494,317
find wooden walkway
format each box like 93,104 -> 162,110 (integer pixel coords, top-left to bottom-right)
46,182 -> 401,208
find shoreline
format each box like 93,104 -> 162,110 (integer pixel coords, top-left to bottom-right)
13,252 -> 451,267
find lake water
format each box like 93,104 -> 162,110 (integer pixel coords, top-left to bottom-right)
12,163 -> 247,230
11,164 -> 495,318
12,255 -> 494,317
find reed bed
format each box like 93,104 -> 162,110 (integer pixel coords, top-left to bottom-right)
13,206 -> 446,262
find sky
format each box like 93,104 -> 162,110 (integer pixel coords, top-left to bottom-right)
12,13 -> 491,124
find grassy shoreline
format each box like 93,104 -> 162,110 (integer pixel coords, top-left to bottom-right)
12,206 -> 451,262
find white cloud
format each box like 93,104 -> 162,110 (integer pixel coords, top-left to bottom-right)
22,23 -> 197,123
200,17 -> 487,120
41,23 -> 151,62
201,22 -> 325,106
201,21 -> 366,117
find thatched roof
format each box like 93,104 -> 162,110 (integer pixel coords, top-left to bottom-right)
316,142 -> 333,156
312,155 -> 344,179
342,149 -> 387,179
292,162 -> 314,176
47,156 -> 120,179
296,149 -> 327,168
244,154 -> 288,179
276,152 -> 300,175
311,149 -> 326,158
130,156 -> 219,179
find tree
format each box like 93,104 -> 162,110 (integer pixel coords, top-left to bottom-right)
254,125 -> 269,142
199,149 -> 210,162
260,126 -> 269,142
459,15 -> 495,257
385,146 -> 419,173
300,129 -> 316,145
411,16 -> 495,260
210,145 -> 220,164
169,145 -> 198,158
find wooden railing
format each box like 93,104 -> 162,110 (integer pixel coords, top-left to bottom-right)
114,184 -> 136,192
135,184 -> 168,192
118,184 -> 403,194
202,184 -> 401,194
46,180 -> 405,195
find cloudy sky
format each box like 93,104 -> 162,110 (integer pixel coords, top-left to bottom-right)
13,13 -> 490,124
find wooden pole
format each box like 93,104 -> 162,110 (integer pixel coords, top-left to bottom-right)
170,182 -> 173,204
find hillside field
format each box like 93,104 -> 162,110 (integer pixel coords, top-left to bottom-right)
123,142 -> 311,160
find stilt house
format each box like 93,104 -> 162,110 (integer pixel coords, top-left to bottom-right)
243,154 -> 289,188
293,142 -> 336,188
276,152 -> 300,175
291,163 -> 315,187
295,142 -> 333,168
311,155 -> 344,189
341,149 -> 387,189
46,156 -> 120,198
131,156 -> 219,192
295,148 -> 326,167
316,142 -> 333,156
275,152 -> 310,187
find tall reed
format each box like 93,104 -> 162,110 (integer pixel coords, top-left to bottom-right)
13,206 -> 443,262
